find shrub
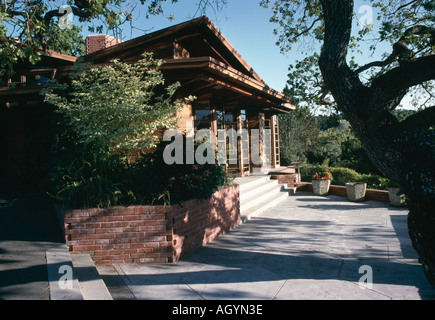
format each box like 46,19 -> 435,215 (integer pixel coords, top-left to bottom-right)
45,133 -> 232,209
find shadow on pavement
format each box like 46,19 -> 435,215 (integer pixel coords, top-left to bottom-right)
0,185 -> 65,300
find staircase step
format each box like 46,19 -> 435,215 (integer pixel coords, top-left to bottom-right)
236,174 -> 291,222
235,176 -> 270,193
71,254 -> 113,300
240,186 -> 288,213
46,245 -> 112,300
240,179 -> 279,202
241,191 -> 290,222
240,181 -> 282,208
46,245 -> 84,300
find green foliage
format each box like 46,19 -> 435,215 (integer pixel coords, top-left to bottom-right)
263,0 -> 435,110
42,53 -> 194,164
312,169 -> 332,181
1,0 -> 225,82
126,139 -> 231,206
44,22 -> 86,56
45,140 -> 127,209
40,52 -> 227,209
278,105 -> 321,165
45,132 -> 230,209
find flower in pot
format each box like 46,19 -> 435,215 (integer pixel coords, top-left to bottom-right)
346,182 -> 367,202
312,170 -> 332,196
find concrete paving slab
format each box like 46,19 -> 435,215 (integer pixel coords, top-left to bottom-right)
183,264 -> 286,300
338,259 -> 435,300
114,262 -> 207,300
102,193 -> 435,300
274,279 -> 391,300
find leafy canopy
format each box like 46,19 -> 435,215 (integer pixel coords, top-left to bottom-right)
1,0 -> 226,80
42,52 -> 195,163
261,0 -> 435,111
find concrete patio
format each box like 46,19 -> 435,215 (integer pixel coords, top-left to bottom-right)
97,192 -> 435,300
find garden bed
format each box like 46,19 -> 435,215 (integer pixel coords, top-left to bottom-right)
62,185 -> 240,265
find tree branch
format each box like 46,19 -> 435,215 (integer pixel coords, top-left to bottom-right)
355,25 -> 435,74
400,105 -> 435,130
318,0 -> 365,110
43,6 -> 91,27
371,54 -> 435,107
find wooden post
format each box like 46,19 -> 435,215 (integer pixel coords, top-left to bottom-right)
271,115 -> 276,169
237,111 -> 244,176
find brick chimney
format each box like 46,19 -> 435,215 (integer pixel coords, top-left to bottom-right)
86,35 -> 123,55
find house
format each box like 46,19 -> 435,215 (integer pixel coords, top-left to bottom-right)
0,16 -> 294,180
0,51 -> 77,181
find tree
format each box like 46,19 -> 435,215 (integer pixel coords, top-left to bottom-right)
44,22 -> 86,57
0,0 -> 226,80
42,52 -> 194,165
278,105 -> 321,165
261,0 -> 435,287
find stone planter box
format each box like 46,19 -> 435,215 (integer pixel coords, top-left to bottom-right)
388,187 -> 407,207
346,182 -> 367,202
312,179 -> 330,196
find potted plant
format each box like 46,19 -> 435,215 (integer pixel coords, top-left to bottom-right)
388,186 -> 407,207
312,170 -> 332,196
346,182 -> 367,202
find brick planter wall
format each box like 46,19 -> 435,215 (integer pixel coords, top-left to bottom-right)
296,183 -> 390,202
270,173 -> 300,187
63,185 -> 240,265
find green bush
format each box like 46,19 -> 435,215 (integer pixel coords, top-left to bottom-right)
301,164 -> 390,190
45,134 -> 232,209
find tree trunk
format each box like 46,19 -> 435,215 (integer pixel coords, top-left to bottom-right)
319,0 -> 435,288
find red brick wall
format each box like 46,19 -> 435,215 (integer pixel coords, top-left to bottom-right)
86,35 -> 123,55
170,185 -> 240,261
270,173 -> 300,186
63,185 -> 240,265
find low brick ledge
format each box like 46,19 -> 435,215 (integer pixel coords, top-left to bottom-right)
62,185 -> 240,265
295,182 -> 390,202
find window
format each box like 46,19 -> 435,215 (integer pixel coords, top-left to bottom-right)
194,106 -> 211,132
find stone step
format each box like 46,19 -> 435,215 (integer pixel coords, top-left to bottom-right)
236,175 -> 290,221
236,176 -> 271,193
46,245 -> 112,300
240,179 -> 279,202
240,183 -> 288,214
241,191 -> 290,222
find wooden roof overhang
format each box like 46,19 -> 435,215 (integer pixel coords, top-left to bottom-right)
160,57 -> 294,114
83,16 -> 295,114
0,51 -> 76,102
